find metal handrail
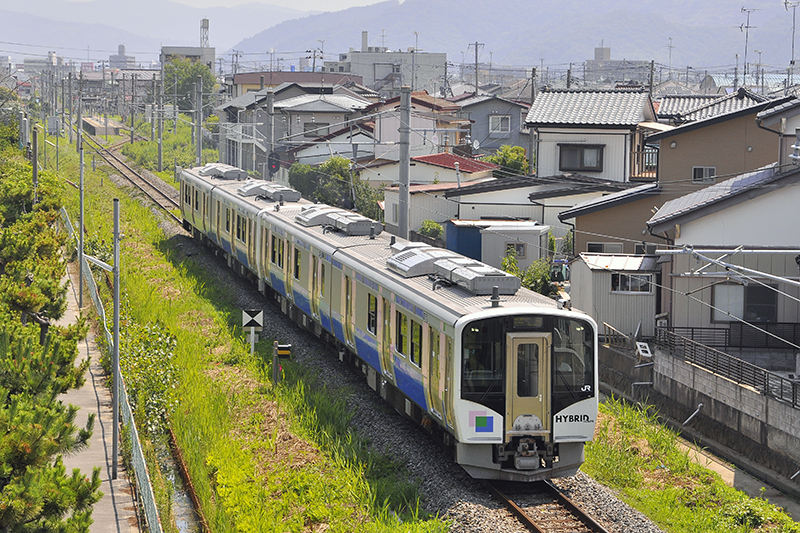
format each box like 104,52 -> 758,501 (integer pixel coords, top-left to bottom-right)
655,327 -> 800,409
61,208 -> 162,533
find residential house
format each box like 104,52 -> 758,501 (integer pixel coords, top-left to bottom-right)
525,88 -> 659,183
560,92 -> 791,256
225,71 -> 364,99
454,94 -> 530,156
363,91 -> 471,159
364,152 -> 498,189
383,173 -> 630,249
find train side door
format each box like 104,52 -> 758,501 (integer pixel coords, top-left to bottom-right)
344,274 -> 354,347
505,333 -> 551,436
311,255 -> 320,318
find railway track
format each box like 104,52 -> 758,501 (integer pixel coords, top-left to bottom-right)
485,480 -> 611,533
82,134 -> 182,224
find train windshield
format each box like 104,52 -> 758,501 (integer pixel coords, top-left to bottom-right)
461,315 -> 595,415
551,316 -> 595,414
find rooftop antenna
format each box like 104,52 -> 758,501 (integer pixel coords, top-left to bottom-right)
667,37 -> 674,80
786,0 -> 800,86
740,7 -> 758,77
201,18 -> 209,48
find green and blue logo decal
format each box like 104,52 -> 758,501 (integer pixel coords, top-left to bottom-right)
470,411 -> 493,433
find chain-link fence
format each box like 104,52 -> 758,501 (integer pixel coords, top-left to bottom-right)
61,208 -> 163,533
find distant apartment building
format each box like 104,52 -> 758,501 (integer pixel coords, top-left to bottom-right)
161,46 -> 215,74
109,44 -> 136,70
323,31 -> 446,97
583,47 -> 651,86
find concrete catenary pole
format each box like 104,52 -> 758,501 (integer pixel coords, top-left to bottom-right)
196,75 -> 202,166
398,86 -> 411,240
112,198 -> 120,480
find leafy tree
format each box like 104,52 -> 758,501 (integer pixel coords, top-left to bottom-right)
288,157 -> 384,220
561,229 -> 574,257
484,144 -> 529,178
163,58 -> 216,117
501,249 -> 555,296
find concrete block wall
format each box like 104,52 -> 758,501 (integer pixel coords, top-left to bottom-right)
652,346 -> 800,477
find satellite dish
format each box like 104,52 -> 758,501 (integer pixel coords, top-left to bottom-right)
473,139 -> 480,150
431,134 -> 439,145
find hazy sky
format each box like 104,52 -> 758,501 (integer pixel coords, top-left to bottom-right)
162,0 -> 383,11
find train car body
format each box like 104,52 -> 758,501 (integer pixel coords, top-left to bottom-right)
180,163 -> 599,482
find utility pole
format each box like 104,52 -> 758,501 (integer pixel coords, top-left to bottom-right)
77,73 -> 83,153
529,67 -> 536,176
151,78 -> 156,142
398,86 -> 410,240
469,41 -> 484,95
196,75 -> 202,166
158,79 -> 163,172
648,60 -> 655,96
787,1 -> 800,87
174,73 -> 178,133
68,73 -> 73,144
667,37 -> 674,80
412,31 -> 419,91
130,73 -> 136,144
32,128 -> 38,204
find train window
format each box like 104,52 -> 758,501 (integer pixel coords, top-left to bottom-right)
225,208 -> 231,233
194,190 -> 200,211
367,294 -> 377,335
270,236 -> 284,268
383,299 -> 391,348
516,343 -> 539,397
461,317 -> 505,414
552,317 -> 595,414
396,311 -> 408,355
410,320 -> 422,367
184,185 -> 191,206
293,248 -> 301,280
236,215 -> 244,242
320,263 -> 326,297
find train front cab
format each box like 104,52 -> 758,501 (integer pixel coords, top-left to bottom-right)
455,312 -> 598,482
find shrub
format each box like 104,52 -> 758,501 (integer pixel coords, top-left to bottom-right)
419,220 -> 443,239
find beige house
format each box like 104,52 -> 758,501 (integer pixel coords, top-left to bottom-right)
560,94 -> 793,255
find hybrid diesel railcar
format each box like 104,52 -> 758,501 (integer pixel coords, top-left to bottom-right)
180,163 -> 598,482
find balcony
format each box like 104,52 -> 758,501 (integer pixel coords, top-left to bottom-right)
629,144 -> 658,182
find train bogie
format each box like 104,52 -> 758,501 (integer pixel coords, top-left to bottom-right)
180,163 -> 599,482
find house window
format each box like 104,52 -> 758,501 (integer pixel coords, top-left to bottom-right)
612,273 -> 652,293
713,284 -> 777,323
489,115 -> 511,136
587,242 -> 623,253
559,144 -> 604,172
367,294 -> 377,336
304,122 -> 329,138
692,166 -> 716,183
506,242 -> 526,259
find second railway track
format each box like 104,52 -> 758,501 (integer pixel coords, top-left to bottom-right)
485,480 -> 611,533
82,134 -> 182,222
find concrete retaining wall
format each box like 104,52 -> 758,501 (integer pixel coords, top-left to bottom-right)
598,344 -> 800,496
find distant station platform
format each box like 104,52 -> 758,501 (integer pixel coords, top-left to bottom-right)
82,116 -> 122,137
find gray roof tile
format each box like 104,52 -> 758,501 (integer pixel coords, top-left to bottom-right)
648,164 -> 778,226
525,89 -> 653,126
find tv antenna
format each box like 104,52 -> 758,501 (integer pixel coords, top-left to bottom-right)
740,7 -> 758,77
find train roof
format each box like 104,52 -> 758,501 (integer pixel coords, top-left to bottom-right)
182,166 -> 562,321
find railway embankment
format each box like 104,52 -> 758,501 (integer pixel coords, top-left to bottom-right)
598,342 -> 800,506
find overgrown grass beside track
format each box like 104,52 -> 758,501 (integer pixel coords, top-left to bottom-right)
59,134 -> 447,531
584,397 -> 799,533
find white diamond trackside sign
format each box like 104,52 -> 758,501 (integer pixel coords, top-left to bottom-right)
242,309 -> 263,328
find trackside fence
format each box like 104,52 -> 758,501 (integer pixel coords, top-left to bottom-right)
655,327 -> 800,410
61,208 -> 163,533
